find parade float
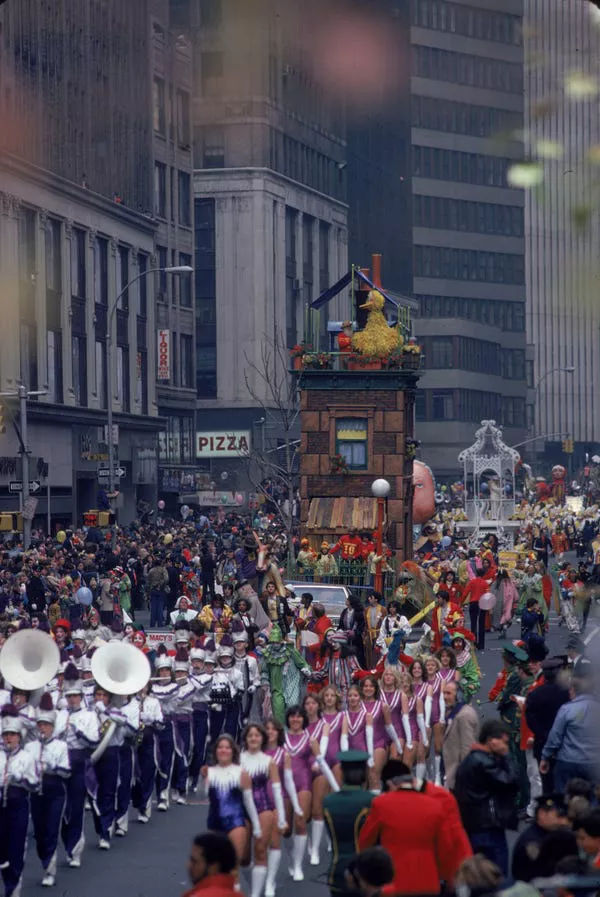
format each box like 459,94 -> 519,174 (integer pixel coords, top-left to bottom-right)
295,254 -> 424,563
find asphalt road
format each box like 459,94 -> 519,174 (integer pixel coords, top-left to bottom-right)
21,610 -> 572,897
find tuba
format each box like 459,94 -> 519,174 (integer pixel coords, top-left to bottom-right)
91,642 -> 151,696
0,630 -> 60,691
90,643 -> 151,764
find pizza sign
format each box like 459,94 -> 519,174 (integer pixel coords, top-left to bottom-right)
196,431 -> 252,458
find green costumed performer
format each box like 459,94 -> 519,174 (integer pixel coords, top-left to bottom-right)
497,644 -> 532,810
260,624 -> 312,724
450,634 -> 481,702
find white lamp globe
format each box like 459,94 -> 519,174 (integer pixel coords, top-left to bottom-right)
371,478 -> 391,498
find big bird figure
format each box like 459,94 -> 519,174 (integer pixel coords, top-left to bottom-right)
352,289 -> 401,357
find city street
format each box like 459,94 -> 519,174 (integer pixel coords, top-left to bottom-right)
21,615 -> 571,897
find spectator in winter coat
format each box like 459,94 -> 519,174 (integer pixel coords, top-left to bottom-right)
540,675 -> 600,792
454,719 -> 519,876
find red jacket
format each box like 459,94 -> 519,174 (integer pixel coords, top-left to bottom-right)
330,535 -> 363,561
421,782 -> 473,880
183,874 -> 238,897
358,788 -> 466,894
461,577 -> 492,605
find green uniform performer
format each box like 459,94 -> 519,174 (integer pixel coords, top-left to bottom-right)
323,751 -> 373,896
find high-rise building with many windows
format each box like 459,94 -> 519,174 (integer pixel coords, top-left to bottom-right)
410,0 -> 528,476
524,0 -> 600,465
0,0 -> 163,524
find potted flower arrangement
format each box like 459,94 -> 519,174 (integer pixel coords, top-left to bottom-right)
290,343 -> 311,370
402,338 -> 422,369
330,453 -> 349,474
303,352 -> 333,370
347,352 -> 383,371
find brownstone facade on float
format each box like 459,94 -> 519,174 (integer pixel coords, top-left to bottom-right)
299,373 -> 419,563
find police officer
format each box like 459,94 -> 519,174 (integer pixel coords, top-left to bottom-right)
323,750 -> 373,896
511,793 -> 575,882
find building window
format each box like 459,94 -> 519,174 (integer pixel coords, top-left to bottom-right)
137,351 -> 148,415
117,346 -> 130,412
153,77 -> 166,133
431,390 -> 454,420
411,0 -> 522,46
176,89 -> 191,146
319,221 -> 330,291
45,219 -> 62,292
201,51 -> 223,97
178,171 -> 191,227
199,0 -> 222,26
117,246 -> 129,310
47,331 -> 62,404
171,330 -> 178,387
180,334 -> 193,387
93,236 -> 108,305
195,198 -> 217,398
415,392 -> 426,421
428,336 -> 454,368
336,418 -> 368,469
285,207 -> 298,348
70,228 -> 86,298
72,335 -> 87,406
202,129 -> 225,168
95,340 -> 107,408
138,253 -> 148,317
157,246 -> 168,296
18,208 -> 36,281
154,162 -> 166,218
179,253 -> 192,307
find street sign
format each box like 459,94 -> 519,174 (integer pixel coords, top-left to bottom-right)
9,480 -> 41,494
97,466 -> 125,481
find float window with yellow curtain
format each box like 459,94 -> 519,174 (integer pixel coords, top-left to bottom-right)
336,418 -> 368,469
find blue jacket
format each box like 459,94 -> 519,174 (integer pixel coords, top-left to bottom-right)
542,694 -> 600,766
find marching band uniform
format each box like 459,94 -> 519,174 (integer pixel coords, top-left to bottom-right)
232,627 -> 260,735
152,653 -> 179,811
92,692 -> 136,848
206,639 -> 239,742
132,691 -> 164,823
26,694 -> 71,887
61,669 -> 100,867
0,707 -> 40,897
114,696 -> 141,835
216,636 -> 244,739
171,649 -> 195,804
188,646 -> 212,791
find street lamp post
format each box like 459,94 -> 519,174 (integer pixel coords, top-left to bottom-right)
533,365 -> 575,451
371,478 -> 390,595
105,265 -> 193,541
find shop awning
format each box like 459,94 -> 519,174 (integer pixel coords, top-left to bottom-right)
306,497 -> 379,531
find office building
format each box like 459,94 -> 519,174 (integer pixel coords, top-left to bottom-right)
410,0 -> 528,477
524,0 -> 600,462
151,0 -> 198,505
0,0 -> 160,525
345,0 -> 413,296
173,0 -> 349,484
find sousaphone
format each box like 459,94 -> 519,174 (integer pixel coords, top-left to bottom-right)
90,643 -> 151,764
0,629 -> 60,691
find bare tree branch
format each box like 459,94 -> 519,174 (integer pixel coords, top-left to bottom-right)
243,330 -> 301,573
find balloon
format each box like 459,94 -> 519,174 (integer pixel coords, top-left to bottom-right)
180,504 -> 190,520
157,499 -> 165,511
76,586 -> 93,606
57,530 -> 66,543
235,492 -> 244,505
478,592 -> 497,611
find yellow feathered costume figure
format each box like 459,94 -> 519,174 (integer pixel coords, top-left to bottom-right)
352,289 -> 402,357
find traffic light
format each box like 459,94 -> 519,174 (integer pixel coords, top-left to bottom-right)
562,438 -> 574,454
0,402 -> 5,435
